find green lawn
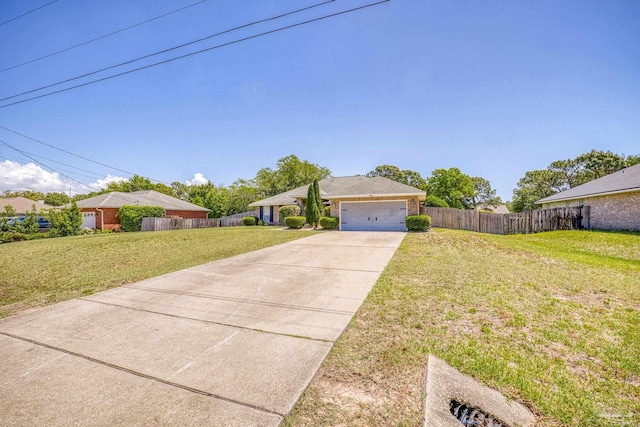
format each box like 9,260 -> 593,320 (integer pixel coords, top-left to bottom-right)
285,229 -> 640,427
0,227 -> 315,319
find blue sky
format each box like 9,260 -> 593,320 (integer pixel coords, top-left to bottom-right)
1,0 -> 638,200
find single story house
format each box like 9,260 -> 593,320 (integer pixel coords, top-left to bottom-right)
75,190 -> 210,230
536,163 -> 640,231
0,197 -> 52,214
249,176 -> 426,231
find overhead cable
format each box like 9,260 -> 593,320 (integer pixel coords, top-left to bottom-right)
0,0 -> 58,27
0,0 -> 208,73
0,0 -> 335,102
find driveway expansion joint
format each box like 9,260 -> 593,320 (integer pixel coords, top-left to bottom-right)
0,331 -> 284,417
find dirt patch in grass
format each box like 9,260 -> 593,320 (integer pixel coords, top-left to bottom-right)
0,227 -> 317,318
285,229 -> 640,427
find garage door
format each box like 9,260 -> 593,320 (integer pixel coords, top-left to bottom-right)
340,201 -> 407,231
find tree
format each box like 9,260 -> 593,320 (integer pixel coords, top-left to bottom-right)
469,177 -> 502,208
366,165 -> 427,189
204,187 -> 230,218
0,205 -> 17,231
105,175 -> 174,196
254,155 -> 331,198
44,192 -> 71,206
426,168 -> 475,209
305,180 -> 322,229
510,170 -> 561,212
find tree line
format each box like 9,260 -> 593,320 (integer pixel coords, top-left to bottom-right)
4,150 -> 638,218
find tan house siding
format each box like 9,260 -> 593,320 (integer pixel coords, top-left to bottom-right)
543,190 -> 640,231
330,196 -> 420,217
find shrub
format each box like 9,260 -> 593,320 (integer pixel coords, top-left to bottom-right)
279,205 -> 300,224
285,216 -> 305,229
319,216 -> 338,230
323,205 -> 331,217
424,195 -> 449,208
45,202 -> 83,236
406,215 -> 431,232
2,232 -> 29,243
81,227 -> 95,235
242,216 -> 256,226
257,219 -> 265,226
119,205 -> 164,232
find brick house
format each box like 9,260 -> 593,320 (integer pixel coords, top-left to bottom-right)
536,163 -> 640,231
75,190 -> 210,230
249,176 -> 426,231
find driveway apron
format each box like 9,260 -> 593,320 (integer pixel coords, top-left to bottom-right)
0,231 -> 404,426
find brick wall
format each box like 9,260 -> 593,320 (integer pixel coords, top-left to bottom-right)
82,208 -> 120,230
330,196 -> 421,217
166,210 -> 207,219
543,190 -> 640,231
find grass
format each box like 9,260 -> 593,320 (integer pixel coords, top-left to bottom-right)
285,229 -> 640,427
0,227 -> 316,318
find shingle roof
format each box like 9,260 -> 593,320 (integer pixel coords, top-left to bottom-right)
249,176 -> 426,207
0,197 -> 53,214
536,163 -> 640,204
75,190 -> 210,211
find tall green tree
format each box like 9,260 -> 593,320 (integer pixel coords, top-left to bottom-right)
254,155 -> 331,198
366,165 -> 427,189
469,177 -> 502,208
511,170 -> 563,212
426,168 -> 475,209
305,180 -> 322,229
44,192 -> 71,206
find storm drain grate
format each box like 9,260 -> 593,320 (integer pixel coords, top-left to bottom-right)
450,399 -> 508,427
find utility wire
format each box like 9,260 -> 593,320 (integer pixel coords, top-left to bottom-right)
0,0 -> 208,73
0,146 -> 105,178
0,151 -> 104,180
0,0 -> 58,27
0,0 -> 335,102
0,139 -> 98,192
0,124 -> 171,185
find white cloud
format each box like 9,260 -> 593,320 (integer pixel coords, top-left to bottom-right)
0,160 -> 126,195
186,172 -> 209,186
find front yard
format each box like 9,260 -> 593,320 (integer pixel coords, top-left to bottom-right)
286,229 -> 640,426
0,227 -> 315,318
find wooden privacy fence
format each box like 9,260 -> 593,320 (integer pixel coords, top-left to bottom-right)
421,206 -> 590,235
141,217 -> 220,232
219,211 -> 255,227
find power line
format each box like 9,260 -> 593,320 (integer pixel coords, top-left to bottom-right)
0,0 -> 58,27
0,0 -> 208,73
0,138 -> 98,192
0,146 -> 105,178
0,0 -> 335,103
0,124 -> 171,185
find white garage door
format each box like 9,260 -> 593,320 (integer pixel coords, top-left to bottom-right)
340,201 -> 407,231
82,212 -> 96,229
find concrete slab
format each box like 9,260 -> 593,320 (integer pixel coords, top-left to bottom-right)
0,231 -> 405,425
0,335 -> 281,427
1,300 -> 331,414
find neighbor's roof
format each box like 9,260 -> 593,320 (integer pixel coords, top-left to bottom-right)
536,163 -> 640,204
250,176 -> 426,207
0,197 -> 53,214
74,190 -> 210,211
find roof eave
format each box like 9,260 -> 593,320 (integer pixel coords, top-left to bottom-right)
536,187 -> 640,204
329,192 -> 426,201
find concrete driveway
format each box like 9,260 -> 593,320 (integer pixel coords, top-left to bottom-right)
0,231 -> 405,426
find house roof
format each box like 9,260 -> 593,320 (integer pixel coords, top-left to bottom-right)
0,197 -> 53,214
249,176 -> 426,207
536,163 -> 640,204
75,190 -> 210,211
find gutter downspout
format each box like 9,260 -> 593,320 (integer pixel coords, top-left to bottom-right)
96,208 -> 104,231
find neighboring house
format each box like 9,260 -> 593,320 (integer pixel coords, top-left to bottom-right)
249,176 -> 426,231
75,190 -> 210,230
0,197 -> 53,214
536,163 -> 640,231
